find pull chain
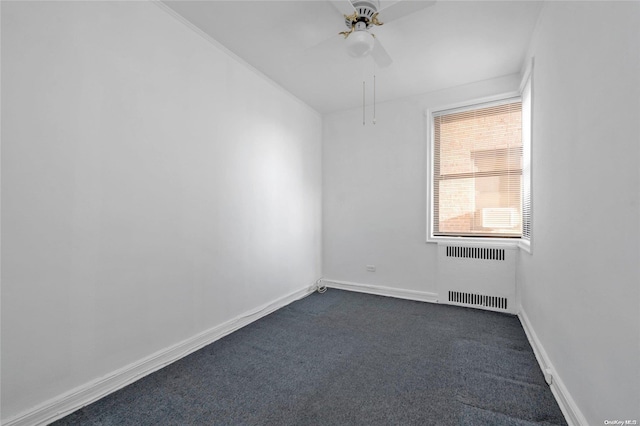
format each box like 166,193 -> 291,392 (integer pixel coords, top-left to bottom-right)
373,74 -> 376,125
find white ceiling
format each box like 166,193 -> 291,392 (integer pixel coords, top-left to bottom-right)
162,0 -> 543,114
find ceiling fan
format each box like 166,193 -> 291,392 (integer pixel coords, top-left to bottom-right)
324,0 -> 436,67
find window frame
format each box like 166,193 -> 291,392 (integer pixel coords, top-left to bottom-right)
518,59 -> 534,253
426,91 -> 528,248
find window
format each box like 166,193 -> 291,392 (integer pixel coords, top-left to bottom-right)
428,94 -> 530,242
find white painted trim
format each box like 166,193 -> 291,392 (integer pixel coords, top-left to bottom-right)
426,106 -> 434,243
423,91 -> 522,120
518,308 -> 588,426
321,279 -> 439,304
431,95 -> 522,118
434,238 -> 520,249
519,57 -> 534,254
2,286 -> 315,426
517,239 -> 532,253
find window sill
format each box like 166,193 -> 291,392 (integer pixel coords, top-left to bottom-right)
518,239 -> 532,254
427,236 -> 526,250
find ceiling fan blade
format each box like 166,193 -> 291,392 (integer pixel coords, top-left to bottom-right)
376,0 -> 436,24
288,34 -> 348,72
328,0 -> 357,18
301,30 -> 342,52
371,36 -> 393,68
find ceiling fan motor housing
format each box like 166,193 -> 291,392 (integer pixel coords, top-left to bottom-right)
344,0 -> 379,28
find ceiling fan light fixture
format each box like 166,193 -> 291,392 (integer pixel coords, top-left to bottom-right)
346,30 -> 375,58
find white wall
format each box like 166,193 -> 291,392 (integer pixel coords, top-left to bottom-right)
517,1 -> 640,423
322,74 -> 520,295
1,1 -> 321,421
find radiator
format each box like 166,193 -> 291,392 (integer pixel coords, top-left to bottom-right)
437,244 -> 516,314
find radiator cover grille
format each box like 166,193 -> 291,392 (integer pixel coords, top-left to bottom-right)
448,291 -> 508,310
446,246 -> 505,261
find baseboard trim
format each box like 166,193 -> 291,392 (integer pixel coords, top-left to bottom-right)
3,286 -> 315,426
322,279 -> 438,303
518,308 -> 588,426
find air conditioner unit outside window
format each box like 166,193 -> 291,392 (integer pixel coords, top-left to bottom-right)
482,207 -> 518,228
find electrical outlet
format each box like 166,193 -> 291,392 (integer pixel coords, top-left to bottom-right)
366,265 -> 376,272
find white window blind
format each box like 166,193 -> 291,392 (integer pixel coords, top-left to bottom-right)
521,76 -> 532,241
433,100 -> 523,238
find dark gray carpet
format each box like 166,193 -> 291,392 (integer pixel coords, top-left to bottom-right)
52,289 -> 566,425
